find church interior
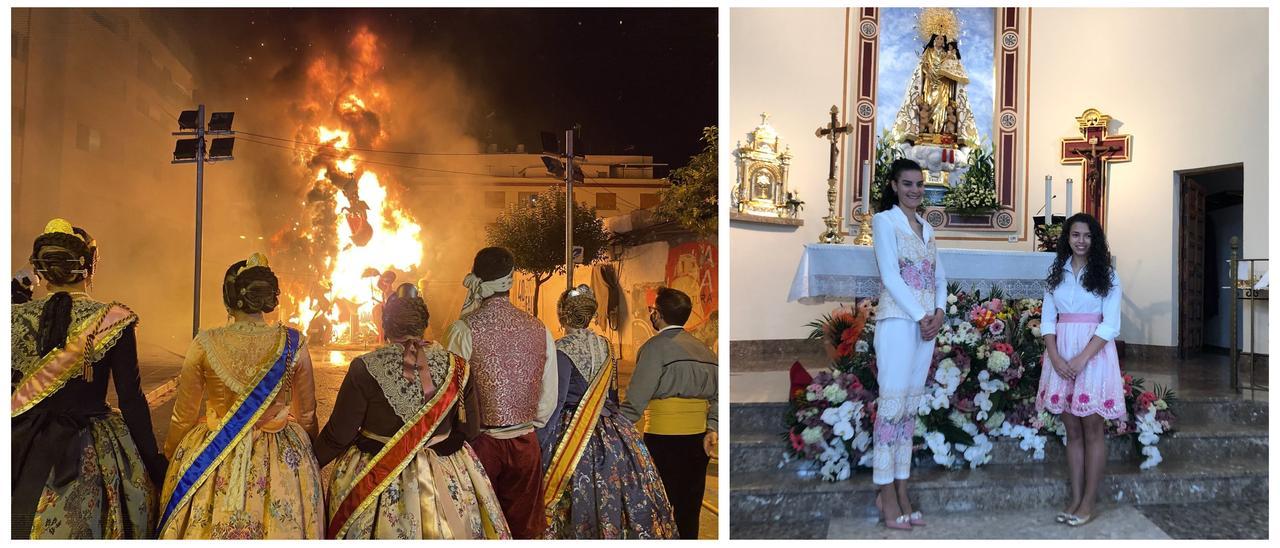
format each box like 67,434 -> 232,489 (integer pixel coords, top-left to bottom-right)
727,7 -> 1268,539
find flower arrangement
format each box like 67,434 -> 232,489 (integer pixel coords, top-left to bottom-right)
941,142 -> 999,214
1034,223 -> 1063,252
784,284 -> 1177,481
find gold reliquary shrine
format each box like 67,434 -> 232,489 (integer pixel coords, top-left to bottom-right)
733,114 -> 796,221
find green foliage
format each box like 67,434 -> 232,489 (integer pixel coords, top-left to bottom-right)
656,126 -> 718,237
870,129 -> 903,211
941,141 -> 1000,214
486,186 -> 611,316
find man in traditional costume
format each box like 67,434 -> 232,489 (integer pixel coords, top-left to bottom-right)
445,247 -> 558,539
159,254 -> 325,539
315,283 -> 510,539
12,219 -> 167,539
537,285 -> 677,538
621,287 -> 719,539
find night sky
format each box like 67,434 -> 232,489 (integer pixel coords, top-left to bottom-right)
164,8 -> 718,170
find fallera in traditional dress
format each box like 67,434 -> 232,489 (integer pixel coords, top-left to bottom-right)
11,295 -> 167,539
538,328 -> 678,539
315,341 -> 511,539
1036,262 -> 1127,422
158,321 -> 325,539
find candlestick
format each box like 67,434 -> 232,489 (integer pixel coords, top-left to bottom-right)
1065,177 -> 1073,217
861,160 -> 871,214
1044,175 -> 1053,223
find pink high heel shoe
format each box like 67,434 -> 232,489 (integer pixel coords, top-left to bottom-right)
875,493 -> 913,531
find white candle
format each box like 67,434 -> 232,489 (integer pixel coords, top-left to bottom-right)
862,160 -> 871,214
1065,177 -> 1073,217
1044,175 -> 1053,223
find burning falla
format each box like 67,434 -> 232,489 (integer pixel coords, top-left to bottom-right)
274,28 -> 424,347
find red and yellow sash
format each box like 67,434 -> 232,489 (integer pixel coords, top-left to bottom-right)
327,353 -> 469,539
12,303 -> 136,417
542,354 -> 615,512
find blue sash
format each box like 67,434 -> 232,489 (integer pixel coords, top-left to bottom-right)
158,327 -> 300,533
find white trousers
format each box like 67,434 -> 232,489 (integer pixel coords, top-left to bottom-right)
871,318 -> 936,485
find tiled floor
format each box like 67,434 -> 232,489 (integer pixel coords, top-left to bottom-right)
1136,501 -> 1269,539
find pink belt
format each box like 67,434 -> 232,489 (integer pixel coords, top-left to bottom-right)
1057,313 -> 1102,324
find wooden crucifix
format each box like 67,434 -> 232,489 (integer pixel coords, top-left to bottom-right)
1060,108 -> 1131,227
815,105 -> 853,243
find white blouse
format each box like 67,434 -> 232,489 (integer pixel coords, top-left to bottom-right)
871,205 -> 948,322
1040,260 -> 1123,341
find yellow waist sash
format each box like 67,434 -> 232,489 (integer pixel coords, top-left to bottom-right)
645,397 -> 708,435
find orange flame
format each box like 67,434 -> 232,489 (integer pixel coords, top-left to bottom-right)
282,28 -> 425,347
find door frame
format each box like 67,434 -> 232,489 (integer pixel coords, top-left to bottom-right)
1172,162 -> 1244,356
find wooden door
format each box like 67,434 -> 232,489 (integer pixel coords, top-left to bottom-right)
1179,176 -> 1206,357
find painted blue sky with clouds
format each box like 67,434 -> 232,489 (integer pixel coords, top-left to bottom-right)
875,8 -> 995,148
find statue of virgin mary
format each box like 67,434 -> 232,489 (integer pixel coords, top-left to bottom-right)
891,8 -> 981,150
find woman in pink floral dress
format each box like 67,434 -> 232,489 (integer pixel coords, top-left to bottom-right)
1036,212 -> 1125,527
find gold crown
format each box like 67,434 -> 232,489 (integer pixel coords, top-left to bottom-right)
43,218 -> 78,237
237,252 -> 270,276
918,7 -> 959,42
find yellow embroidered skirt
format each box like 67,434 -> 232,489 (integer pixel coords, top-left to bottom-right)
326,442 -> 512,539
159,422 -> 325,539
20,413 -> 157,539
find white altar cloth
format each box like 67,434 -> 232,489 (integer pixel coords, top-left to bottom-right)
788,243 -> 1056,304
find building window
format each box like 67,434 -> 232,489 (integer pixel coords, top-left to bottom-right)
518,192 -> 537,206
640,193 -> 660,209
76,123 -> 102,152
595,192 -> 618,211
484,191 -> 506,208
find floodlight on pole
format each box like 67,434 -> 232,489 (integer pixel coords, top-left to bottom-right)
171,104 -> 234,339
207,112 -> 235,133
541,156 -> 565,178
173,139 -> 200,163
208,138 -> 235,161
177,110 -> 200,130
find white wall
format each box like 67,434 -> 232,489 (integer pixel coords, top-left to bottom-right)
730,8 -> 1269,348
730,8 -> 850,340
1026,8 -> 1267,348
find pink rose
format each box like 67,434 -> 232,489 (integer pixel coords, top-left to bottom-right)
1103,399 -> 1115,409
1078,394 -> 1090,404
1050,394 -> 1060,404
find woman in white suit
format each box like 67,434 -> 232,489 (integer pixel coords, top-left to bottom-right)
869,158 -> 947,531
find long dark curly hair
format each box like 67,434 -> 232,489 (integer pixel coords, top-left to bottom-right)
1045,213 -> 1114,297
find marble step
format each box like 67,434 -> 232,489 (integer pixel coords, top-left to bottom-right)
729,397 -> 1268,436
789,504 -> 1171,539
730,421 -> 1269,474
729,454 -> 1268,524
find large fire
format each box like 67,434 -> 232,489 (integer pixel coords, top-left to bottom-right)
275,28 -> 424,347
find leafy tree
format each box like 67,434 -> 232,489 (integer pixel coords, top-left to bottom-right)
486,186 -> 611,317
654,126 -> 717,237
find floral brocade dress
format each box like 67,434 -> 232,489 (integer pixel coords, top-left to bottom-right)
315,342 -> 511,539
11,296 -> 167,539
159,322 -> 325,539
538,329 -> 678,539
